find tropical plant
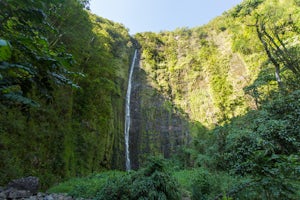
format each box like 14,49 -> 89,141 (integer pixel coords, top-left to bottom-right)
0,0 -> 78,107
95,157 -> 181,200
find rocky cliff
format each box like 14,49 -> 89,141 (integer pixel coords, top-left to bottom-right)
129,51 -> 192,169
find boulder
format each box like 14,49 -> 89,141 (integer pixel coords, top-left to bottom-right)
7,188 -> 32,199
7,176 -> 39,194
0,191 -> 6,199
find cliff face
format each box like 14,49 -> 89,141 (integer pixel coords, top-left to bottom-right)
130,0 -> 300,168
133,29 -> 255,130
0,1 -> 133,188
2,0 -> 299,189
129,51 -> 191,169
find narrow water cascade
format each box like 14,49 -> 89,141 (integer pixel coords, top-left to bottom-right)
125,49 -> 137,171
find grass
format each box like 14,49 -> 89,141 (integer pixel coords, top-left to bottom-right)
47,171 -> 126,198
47,168 -> 242,199
173,168 -> 241,199
173,169 -> 197,198
173,169 -> 196,190
48,169 -> 196,199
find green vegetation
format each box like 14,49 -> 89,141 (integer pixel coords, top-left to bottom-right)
48,171 -> 126,198
173,169 -> 238,199
132,0 -> 300,199
48,157 -> 181,200
204,91 -> 300,199
0,0 -> 300,199
135,0 -> 300,127
0,0 -> 133,188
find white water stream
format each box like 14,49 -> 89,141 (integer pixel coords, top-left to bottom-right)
125,49 -> 137,171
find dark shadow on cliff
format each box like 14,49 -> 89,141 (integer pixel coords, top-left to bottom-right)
129,51 -> 207,170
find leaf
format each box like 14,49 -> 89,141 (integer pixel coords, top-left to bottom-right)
0,62 -> 36,75
0,39 -> 12,61
2,92 -> 39,107
50,72 -> 80,88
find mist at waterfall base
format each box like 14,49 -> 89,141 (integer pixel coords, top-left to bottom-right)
124,49 -> 137,171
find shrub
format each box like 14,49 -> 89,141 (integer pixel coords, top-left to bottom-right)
190,168 -> 240,200
47,171 -> 125,198
191,169 -> 212,200
95,157 -> 181,200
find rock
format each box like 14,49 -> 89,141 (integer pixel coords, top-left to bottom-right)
37,192 -> 46,198
0,191 -> 6,199
7,176 -> 39,194
0,181 -> 85,200
25,193 -> 80,200
40,193 -> 74,200
56,193 -> 74,200
1,181 -> 81,200
44,194 -> 54,200
7,188 -> 32,199
26,196 -> 39,200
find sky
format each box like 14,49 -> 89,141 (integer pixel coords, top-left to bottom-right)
89,0 -> 243,34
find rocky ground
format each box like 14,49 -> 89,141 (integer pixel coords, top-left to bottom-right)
0,190 -> 81,200
0,176 -> 88,200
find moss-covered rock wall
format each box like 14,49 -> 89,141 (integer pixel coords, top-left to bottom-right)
129,51 -> 192,169
0,0 -> 133,189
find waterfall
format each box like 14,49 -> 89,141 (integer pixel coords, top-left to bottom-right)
125,49 -> 137,171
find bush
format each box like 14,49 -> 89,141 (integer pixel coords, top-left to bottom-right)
47,171 -> 125,198
95,157 -> 181,200
190,168 -> 240,200
211,90 -> 300,199
191,169 -> 212,200
95,175 -> 132,200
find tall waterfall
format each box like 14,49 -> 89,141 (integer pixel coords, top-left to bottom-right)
125,49 -> 137,171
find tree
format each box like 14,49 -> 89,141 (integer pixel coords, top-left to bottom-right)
254,11 -> 300,90
0,0 -> 78,107
213,90 -> 300,199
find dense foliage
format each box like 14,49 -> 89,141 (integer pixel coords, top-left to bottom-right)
48,171 -> 126,198
206,91 -> 300,199
96,157 -> 181,200
0,0 -> 299,199
0,0 -> 133,188
49,157 -> 181,200
135,0 -> 300,126
0,1 -> 77,107
133,0 -> 300,199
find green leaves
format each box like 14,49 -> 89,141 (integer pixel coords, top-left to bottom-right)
0,39 -> 11,61
230,0 -> 264,17
0,0 -> 133,190
0,61 -> 37,106
96,157 -> 181,200
209,90 -> 300,198
2,92 -> 39,107
0,1 -> 80,107
0,62 -> 35,75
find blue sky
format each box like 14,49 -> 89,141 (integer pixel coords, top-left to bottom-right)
89,0 -> 243,34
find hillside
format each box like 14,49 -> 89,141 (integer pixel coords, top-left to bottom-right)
130,0 -> 300,168
135,0 -> 299,127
